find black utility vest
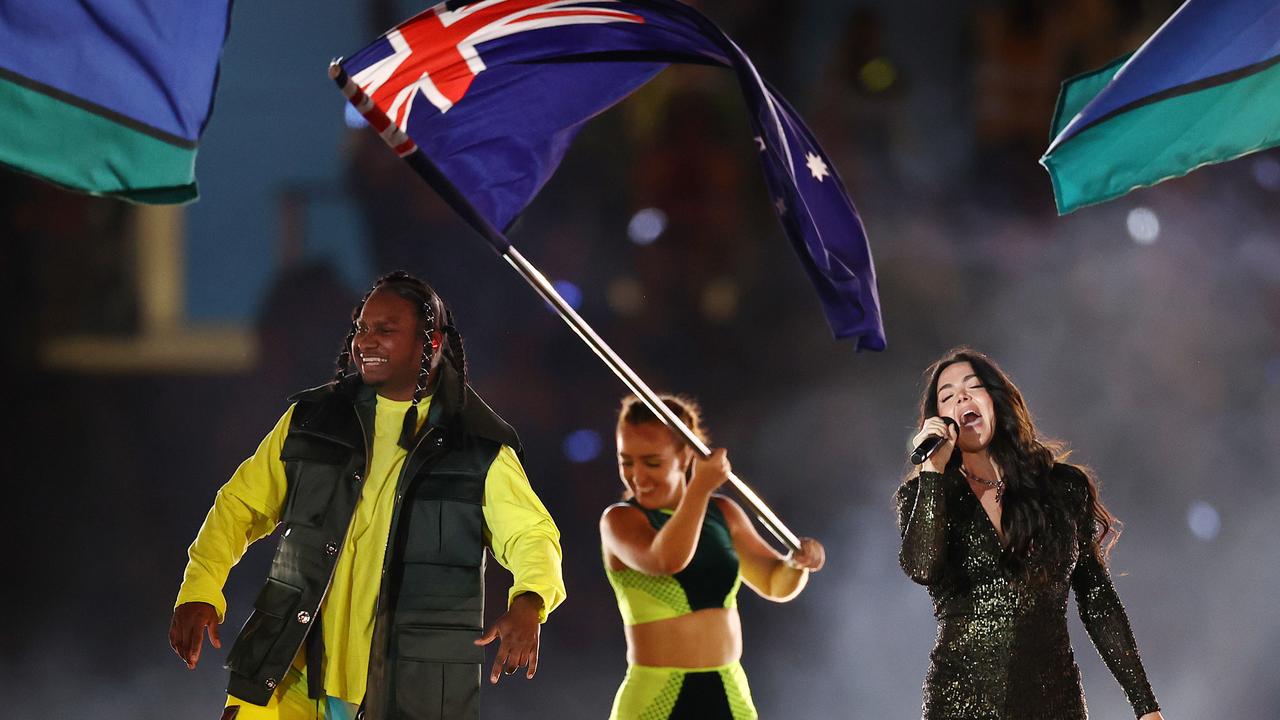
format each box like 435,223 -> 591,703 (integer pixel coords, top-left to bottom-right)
223,369 -> 520,720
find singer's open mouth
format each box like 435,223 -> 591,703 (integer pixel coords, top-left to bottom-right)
960,410 -> 982,428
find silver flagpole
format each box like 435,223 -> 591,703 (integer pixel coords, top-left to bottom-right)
330,61 -> 800,553
502,246 -> 802,553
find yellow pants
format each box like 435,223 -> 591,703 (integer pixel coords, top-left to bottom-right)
222,666 -> 358,720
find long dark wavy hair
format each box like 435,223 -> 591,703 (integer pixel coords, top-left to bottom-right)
915,347 -> 1120,577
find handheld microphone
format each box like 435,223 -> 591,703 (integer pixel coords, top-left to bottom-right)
910,417 -> 958,465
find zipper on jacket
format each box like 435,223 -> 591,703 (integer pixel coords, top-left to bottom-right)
372,424 -> 440,617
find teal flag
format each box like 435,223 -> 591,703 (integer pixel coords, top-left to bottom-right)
0,1 -> 232,203
1042,0 -> 1280,214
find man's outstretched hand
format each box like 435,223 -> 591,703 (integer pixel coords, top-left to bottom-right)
169,601 -> 221,669
474,592 -> 544,684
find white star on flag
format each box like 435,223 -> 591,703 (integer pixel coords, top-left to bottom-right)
754,136 -> 766,152
774,196 -> 787,214
805,152 -> 830,182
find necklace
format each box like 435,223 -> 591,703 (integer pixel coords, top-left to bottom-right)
960,463 -> 1005,503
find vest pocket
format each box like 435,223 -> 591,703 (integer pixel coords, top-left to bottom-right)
393,625 -> 482,719
224,577 -> 303,678
279,456 -> 343,525
280,436 -> 347,528
282,469 -> 338,527
402,499 -> 483,567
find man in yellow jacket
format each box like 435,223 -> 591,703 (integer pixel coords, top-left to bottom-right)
169,271 -> 566,720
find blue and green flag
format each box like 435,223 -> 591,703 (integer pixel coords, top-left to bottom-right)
1042,0 -> 1280,214
0,1 -> 232,203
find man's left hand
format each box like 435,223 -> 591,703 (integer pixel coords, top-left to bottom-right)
474,592 -> 544,684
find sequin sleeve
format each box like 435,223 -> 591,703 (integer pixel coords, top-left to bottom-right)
1069,473 -> 1160,717
896,471 -> 948,585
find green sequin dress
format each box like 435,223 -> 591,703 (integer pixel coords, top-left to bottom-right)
895,464 -> 1159,720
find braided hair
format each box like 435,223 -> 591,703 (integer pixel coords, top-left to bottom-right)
334,270 -> 469,449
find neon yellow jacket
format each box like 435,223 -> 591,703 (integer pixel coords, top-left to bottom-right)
176,393 -> 566,704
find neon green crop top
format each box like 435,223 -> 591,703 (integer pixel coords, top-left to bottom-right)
604,500 -> 743,626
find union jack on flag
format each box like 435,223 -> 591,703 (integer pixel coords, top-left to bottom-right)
333,0 -> 886,351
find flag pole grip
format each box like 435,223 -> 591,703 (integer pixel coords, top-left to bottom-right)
503,246 -> 802,553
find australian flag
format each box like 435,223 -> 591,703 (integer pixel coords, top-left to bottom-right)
333,0 -> 885,351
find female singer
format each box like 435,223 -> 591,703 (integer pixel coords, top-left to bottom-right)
897,348 -> 1164,720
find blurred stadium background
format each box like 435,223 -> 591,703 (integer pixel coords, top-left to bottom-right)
3,0 -> 1278,717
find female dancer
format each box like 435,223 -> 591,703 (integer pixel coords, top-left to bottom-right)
600,394 -> 826,719
897,348 -> 1164,719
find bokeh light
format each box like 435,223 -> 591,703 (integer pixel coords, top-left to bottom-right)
552,280 -> 583,310
1186,500 -> 1221,541
700,278 -> 740,323
607,276 -> 645,317
1126,207 -> 1160,244
343,103 -> 368,130
562,429 -> 604,463
627,208 -> 667,245
1250,155 -> 1280,191
859,58 -> 898,93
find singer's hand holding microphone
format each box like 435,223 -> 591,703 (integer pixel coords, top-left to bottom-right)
910,417 -> 958,474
